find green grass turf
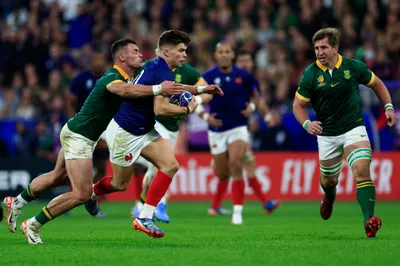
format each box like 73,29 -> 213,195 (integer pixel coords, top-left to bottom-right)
0,201 -> 400,266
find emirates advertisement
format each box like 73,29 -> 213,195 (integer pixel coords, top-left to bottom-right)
105,152 -> 400,201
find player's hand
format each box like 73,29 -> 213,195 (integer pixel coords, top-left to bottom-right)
385,109 -> 397,127
160,81 -> 184,96
306,121 -> 323,136
203,85 -> 224,96
241,103 -> 254,117
187,96 -> 198,114
207,113 -> 223,127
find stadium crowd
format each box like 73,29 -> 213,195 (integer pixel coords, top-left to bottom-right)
0,0 -> 399,158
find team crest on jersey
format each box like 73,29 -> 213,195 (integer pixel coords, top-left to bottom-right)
317,75 -> 325,87
344,70 -> 351,79
175,74 -> 182,83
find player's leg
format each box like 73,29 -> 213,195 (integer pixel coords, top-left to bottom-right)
3,149 -> 68,233
208,129 -> 231,215
92,137 -> 109,217
131,159 -> 150,218
21,124 -> 97,244
133,137 -> 179,238
343,126 -> 380,238
317,134 -> 344,220
242,147 -> 280,214
227,139 -> 247,225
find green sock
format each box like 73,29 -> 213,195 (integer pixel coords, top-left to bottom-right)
140,193 -> 146,204
356,180 -> 376,222
320,178 -> 337,203
21,185 -> 35,202
34,207 -> 53,225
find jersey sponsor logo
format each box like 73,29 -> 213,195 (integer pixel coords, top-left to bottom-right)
344,70 -> 351,79
235,77 -> 243,84
175,74 -> 182,83
331,82 -> 340,87
125,153 -> 133,162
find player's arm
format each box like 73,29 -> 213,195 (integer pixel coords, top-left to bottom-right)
293,72 -> 322,136
183,82 -> 224,96
106,80 -> 184,98
153,95 -> 198,116
367,75 -> 397,127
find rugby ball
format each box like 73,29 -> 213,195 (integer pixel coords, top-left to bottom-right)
169,90 -> 192,107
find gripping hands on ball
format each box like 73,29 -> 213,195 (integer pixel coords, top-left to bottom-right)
304,120 -> 323,136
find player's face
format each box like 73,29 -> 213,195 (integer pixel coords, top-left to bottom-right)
215,44 -> 234,68
235,54 -> 253,72
122,43 -> 143,70
314,37 -> 338,66
168,43 -> 188,68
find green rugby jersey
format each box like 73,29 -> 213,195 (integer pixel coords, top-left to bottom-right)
67,65 -> 129,141
296,54 -> 375,136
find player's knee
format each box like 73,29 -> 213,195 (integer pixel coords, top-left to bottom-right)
351,160 -> 370,181
229,157 -> 242,174
159,159 -> 180,177
74,186 -> 93,204
320,175 -> 339,188
320,161 -> 342,187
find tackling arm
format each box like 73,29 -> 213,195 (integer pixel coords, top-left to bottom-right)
106,81 -> 162,98
293,95 -> 311,127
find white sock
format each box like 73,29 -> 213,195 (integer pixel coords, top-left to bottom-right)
91,185 -> 98,200
233,205 -> 243,214
137,201 -> 144,212
138,204 -> 156,219
29,217 -> 43,227
159,195 -> 167,205
13,195 -> 28,209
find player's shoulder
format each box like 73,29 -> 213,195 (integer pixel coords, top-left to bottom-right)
203,65 -> 219,77
144,57 -> 168,71
232,64 -> 250,76
341,55 -> 366,69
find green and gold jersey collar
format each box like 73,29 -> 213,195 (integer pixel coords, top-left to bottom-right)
113,64 -> 130,80
316,54 -> 343,72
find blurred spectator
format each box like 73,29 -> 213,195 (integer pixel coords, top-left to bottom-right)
0,0 -> 399,154
12,120 -> 36,157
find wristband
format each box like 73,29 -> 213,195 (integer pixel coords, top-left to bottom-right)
202,113 -> 210,122
195,95 -> 203,105
302,120 -> 311,130
152,85 -> 161,95
249,102 -> 256,111
384,103 -> 394,111
197,86 -> 206,94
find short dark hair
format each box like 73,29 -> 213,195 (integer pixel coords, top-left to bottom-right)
312,28 -> 340,47
158,30 -> 191,49
236,50 -> 252,58
111,38 -> 136,61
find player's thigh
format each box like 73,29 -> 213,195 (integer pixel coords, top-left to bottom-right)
227,126 -> 250,162
52,148 -> 68,184
65,158 -> 93,199
318,134 -> 345,184
141,137 -> 179,177
212,152 -> 230,180
110,162 -> 135,187
343,126 -> 372,179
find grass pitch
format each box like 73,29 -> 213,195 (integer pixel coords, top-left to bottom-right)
1,201 -> 399,266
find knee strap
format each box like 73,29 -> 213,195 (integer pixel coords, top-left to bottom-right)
347,148 -> 372,168
320,161 -> 343,177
